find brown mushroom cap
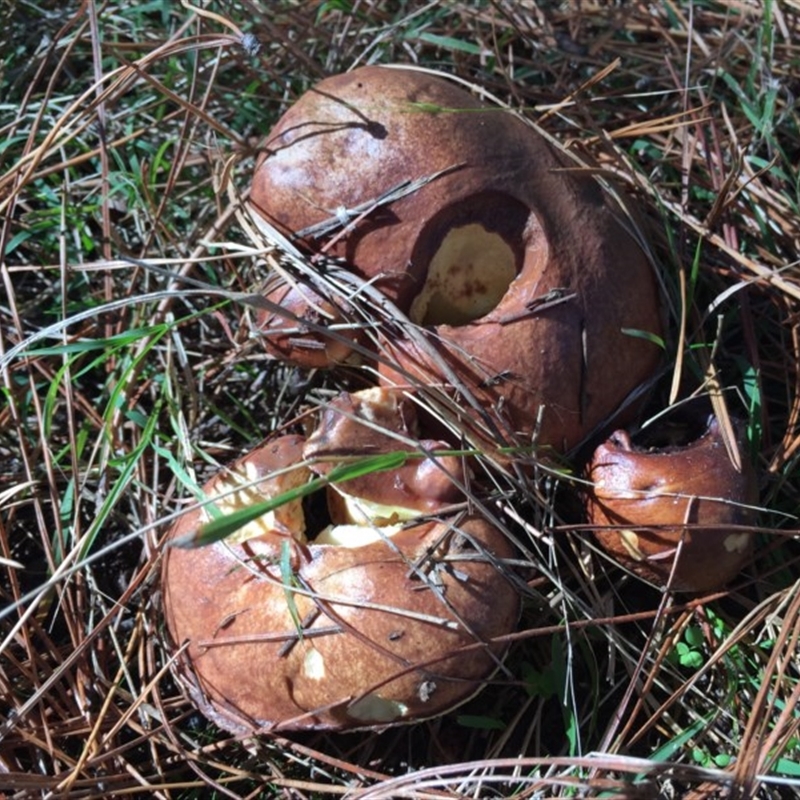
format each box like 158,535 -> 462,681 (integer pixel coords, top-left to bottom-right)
584,416 -> 758,592
253,279 -> 360,368
162,394 -> 518,732
250,65 -> 664,450
304,387 -> 466,514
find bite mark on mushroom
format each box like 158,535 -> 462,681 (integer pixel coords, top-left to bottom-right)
585,414 -> 758,592
209,460 -> 309,546
347,695 -> 408,724
409,223 -> 517,326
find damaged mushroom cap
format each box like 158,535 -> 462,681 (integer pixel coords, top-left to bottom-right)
162,394 -> 518,733
584,416 -> 758,592
304,387 -> 466,518
250,65 -> 664,450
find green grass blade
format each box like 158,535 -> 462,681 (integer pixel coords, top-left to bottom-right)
172,450 -> 411,549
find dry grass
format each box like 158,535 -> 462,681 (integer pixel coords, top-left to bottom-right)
1,0 -> 799,797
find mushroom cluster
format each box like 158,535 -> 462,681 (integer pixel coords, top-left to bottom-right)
163,64 -> 759,736
162,389 -> 519,732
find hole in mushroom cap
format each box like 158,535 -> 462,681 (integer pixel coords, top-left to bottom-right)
408,191 -> 528,327
299,468 -> 445,548
409,223 -> 516,326
312,487 -> 421,547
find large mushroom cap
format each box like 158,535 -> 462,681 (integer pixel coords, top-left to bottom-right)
584,416 -> 758,592
250,65 -> 664,451
162,390 -> 519,732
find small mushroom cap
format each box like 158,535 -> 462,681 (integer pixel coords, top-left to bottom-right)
162,396 -> 518,733
584,417 -> 758,592
304,387 -> 418,456
250,66 -> 664,450
304,387 -> 467,513
254,279 -> 360,369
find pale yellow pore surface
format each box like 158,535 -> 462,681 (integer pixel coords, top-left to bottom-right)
314,489 -> 411,547
409,223 -> 516,326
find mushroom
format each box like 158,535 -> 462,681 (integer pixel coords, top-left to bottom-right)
254,277 -> 360,369
303,386 -> 466,521
584,416 -> 758,592
250,65 -> 664,451
161,389 -> 519,732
